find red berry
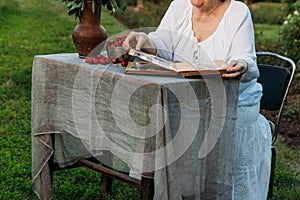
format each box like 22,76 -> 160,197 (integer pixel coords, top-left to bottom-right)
93,58 -> 99,64
121,60 -> 128,67
112,58 -> 118,64
99,58 -> 104,64
85,57 -> 92,64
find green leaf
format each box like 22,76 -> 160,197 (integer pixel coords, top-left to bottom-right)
70,2 -> 81,10
116,0 -> 126,12
80,1 -> 84,12
92,0 -> 96,13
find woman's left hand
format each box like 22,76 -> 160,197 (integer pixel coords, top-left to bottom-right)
222,59 -> 248,79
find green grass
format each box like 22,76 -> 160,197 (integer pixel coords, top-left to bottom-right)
270,137 -> 300,200
0,0 -> 138,199
0,0 -> 299,199
254,23 -> 283,52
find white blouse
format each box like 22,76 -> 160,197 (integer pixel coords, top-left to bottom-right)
148,0 -> 262,106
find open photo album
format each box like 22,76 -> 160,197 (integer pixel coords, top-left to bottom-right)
125,49 -> 227,77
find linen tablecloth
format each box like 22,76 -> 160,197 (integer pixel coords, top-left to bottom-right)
32,53 -> 239,200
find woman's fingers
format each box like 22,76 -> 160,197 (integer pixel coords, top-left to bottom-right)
122,32 -> 146,50
135,35 -> 145,51
222,59 -> 248,78
122,32 -> 157,55
122,32 -> 137,50
222,71 -> 242,78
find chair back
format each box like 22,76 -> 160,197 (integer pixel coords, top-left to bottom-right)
257,64 -> 291,111
256,51 -> 296,144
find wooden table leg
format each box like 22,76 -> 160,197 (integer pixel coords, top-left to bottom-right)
140,174 -> 154,200
101,174 -> 112,200
49,134 -> 55,185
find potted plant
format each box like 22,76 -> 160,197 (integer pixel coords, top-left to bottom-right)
62,0 -> 126,58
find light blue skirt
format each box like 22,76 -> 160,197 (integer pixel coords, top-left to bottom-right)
233,103 -> 272,200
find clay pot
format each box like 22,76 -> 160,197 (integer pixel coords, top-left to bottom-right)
72,0 -> 107,58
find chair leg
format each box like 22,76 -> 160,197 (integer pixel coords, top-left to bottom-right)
268,146 -> 276,198
100,151 -> 113,200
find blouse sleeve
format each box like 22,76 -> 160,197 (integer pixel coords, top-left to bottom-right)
148,0 -> 188,60
228,5 -> 259,83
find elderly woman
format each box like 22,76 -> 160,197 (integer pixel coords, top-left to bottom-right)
123,0 -> 271,199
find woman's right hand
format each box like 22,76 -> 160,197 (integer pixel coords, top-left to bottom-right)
122,31 -> 157,55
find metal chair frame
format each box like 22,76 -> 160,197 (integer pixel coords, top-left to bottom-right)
256,51 -> 296,198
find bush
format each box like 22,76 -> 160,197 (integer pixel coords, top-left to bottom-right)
116,0 -> 172,28
249,2 -> 287,24
285,0 -> 297,13
281,1 -> 300,65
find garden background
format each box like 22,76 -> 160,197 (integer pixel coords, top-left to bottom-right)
0,0 -> 299,199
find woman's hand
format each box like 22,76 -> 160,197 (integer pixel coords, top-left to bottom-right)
222,59 -> 248,79
122,31 -> 157,55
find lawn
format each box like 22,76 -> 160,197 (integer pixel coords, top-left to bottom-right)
0,0 -> 138,199
0,0 -> 299,199
254,23 -> 284,52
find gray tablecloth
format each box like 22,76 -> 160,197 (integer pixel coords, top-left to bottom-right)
32,53 -> 239,200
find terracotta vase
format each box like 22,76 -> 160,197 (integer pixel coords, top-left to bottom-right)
72,0 -> 107,58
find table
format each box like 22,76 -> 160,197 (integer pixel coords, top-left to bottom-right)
32,53 -> 239,200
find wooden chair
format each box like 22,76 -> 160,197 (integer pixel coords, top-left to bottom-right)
256,51 -> 296,198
